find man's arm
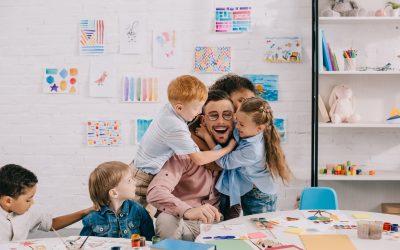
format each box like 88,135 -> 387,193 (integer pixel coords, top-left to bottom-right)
52,207 -> 95,230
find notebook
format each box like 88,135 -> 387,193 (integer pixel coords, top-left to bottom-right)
151,239 -> 215,250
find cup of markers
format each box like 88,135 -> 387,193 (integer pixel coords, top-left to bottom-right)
343,49 -> 358,71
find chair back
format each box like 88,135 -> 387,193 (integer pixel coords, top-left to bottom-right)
299,187 -> 338,210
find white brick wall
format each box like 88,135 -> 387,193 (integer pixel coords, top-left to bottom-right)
0,0 -> 311,226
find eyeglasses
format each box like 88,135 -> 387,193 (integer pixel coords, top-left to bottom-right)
205,111 -> 234,121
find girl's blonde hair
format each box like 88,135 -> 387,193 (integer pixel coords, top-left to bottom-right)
239,97 -> 292,184
88,161 -> 131,209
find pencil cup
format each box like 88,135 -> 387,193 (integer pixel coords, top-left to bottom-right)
369,221 -> 383,240
344,58 -> 357,71
357,220 -> 370,239
344,58 -> 356,71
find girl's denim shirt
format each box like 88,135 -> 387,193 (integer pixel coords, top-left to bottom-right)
80,200 -> 155,240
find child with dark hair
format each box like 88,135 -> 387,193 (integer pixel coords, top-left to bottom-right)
210,74 -> 257,110
0,164 -> 94,242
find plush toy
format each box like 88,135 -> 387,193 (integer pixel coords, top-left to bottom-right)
328,85 -> 360,124
321,0 -> 366,17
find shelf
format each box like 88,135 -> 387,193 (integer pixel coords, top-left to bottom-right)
319,17 -> 400,24
319,122 -> 400,128
319,170 -> 400,181
319,71 -> 400,75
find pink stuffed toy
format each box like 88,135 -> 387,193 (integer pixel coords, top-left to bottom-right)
328,85 -> 361,124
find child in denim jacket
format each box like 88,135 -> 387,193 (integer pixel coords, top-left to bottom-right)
80,161 -> 155,240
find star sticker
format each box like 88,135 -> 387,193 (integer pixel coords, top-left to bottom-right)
50,84 -> 58,92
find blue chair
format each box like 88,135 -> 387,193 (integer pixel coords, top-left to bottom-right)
299,187 -> 338,210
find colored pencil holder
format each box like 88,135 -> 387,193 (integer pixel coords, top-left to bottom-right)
344,58 -> 356,71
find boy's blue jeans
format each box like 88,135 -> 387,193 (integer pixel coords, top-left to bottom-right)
221,187 -> 277,217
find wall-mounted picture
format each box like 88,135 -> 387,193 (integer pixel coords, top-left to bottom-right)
274,118 -> 286,143
194,46 -> 231,73
244,74 -> 279,102
120,15 -> 146,54
265,37 -> 301,63
153,30 -> 181,68
215,6 -> 251,32
87,120 -> 121,146
80,19 -> 105,55
136,118 -> 153,144
122,76 -> 159,102
89,62 -> 116,97
43,67 -> 78,94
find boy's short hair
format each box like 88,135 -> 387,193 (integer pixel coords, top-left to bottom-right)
167,75 -> 208,104
88,161 -> 131,209
0,164 -> 38,198
210,74 -> 256,95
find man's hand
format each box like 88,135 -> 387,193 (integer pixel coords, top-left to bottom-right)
183,204 -> 221,223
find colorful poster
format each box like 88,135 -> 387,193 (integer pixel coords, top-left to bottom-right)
194,46 -> 231,73
215,7 -> 251,32
265,37 -> 302,63
80,19 -> 105,55
122,76 -> 159,103
120,15 -> 146,54
153,30 -> 180,68
244,74 -> 279,102
89,62 -> 116,97
274,118 -> 286,143
43,67 -> 78,94
87,120 -> 121,146
136,118 -> 153,144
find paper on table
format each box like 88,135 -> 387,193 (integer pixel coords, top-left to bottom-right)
300,234 -> 356,250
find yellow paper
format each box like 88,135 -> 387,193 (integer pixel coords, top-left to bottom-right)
300,234 -> 356,250
284,228 -> 304,235
352,213 -> 371,219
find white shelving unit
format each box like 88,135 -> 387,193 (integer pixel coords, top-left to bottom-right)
315,0 -> 400,212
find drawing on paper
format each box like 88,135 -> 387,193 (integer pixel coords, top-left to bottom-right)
136,118 -> 153,144
273,118 -> 286,143
215,7 -> 251,32
122,76 -> 159,103
120,15 -> 146,54
265,37 -> 301,63
194,46 -> 231,73
153,30 -> 180,68
244,74 -> 279,102
43,67 -> 78,94
87,120 -> 121,146
80,19 -> 105,55
89,62 -> 116,97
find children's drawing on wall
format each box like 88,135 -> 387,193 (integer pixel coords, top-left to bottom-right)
194,46 -> 231,73
120,15 -> 146,54
122,76 -> 159,102
153,30 -> 180,68
80,19 -> 105,55
87,120 -> 122,146
89,62 -> 116,97
136,118 -> 153,144
274,118 -> 286,143
265,37 -> 301,63
43,67 -> 78,94
215,6 -> 251,32
244,74 -> 279,102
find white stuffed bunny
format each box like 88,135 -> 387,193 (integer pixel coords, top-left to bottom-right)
328,84 -> 361,123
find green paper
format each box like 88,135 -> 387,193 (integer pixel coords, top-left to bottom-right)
206,239 -> 253,250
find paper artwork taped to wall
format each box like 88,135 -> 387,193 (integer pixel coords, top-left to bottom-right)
265,37 -> 301,63
80,19 -> 105,55
43,67 -> 78,94
136,118 -> 153,144
215,7 -> 251,32
244,74 -> 278,102
87,120 -> 121,146
89,62 -> 116,97
194,46 -> 231,73
153,30 -> 181,68
120,15 -> 146,54
274,118 -> 286,143
122,76 -> 159,102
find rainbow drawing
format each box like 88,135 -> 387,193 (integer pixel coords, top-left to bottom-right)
122,76 -> 159,103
